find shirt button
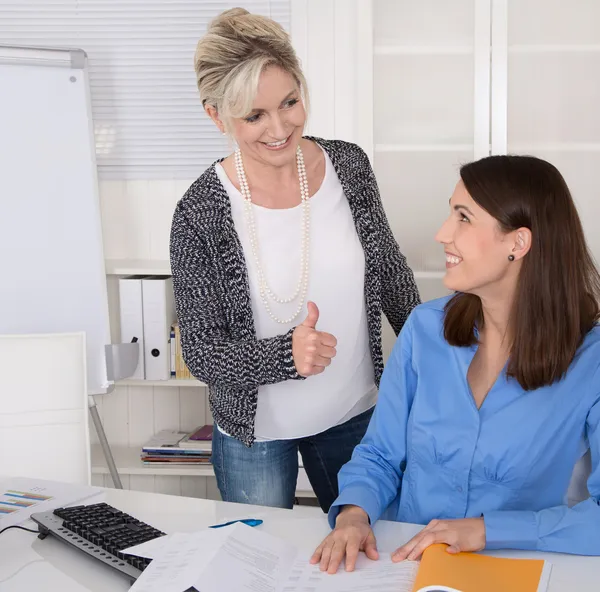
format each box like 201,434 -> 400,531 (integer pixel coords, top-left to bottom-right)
456,486 -> 463,493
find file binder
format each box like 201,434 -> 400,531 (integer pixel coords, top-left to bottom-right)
142,276 -> 176,380
118,275 -> 147,380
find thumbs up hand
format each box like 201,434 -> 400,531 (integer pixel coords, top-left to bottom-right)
292,302 -> 338,377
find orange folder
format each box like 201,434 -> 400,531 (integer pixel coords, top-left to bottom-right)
412,544 -> 551,592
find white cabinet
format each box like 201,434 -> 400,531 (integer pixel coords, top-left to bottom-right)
497,0 -> 600,262
372,0 -> 488,307
366,0 -> 600,307
95,266 -> 316,500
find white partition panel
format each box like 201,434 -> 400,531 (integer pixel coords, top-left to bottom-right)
0,333 -> 91,485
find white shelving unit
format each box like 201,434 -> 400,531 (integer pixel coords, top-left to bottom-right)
371,0 -> 600,288
375,144 -> 474,153
98,257 -> 218,496
116,378 -> 206,388
495,0 -> 600,263
105,259 -> 170,276
508,44 -> 600,54
371,0 -> 486,284
102,258 -> 318,501
374,45 -> 473,56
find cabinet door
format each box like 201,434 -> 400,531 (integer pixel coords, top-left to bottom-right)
494,0 -> 600,262
372,0 -> 491,311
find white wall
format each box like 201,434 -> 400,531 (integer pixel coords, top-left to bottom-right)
100,180 -> 189,263
291,0 -> 374,156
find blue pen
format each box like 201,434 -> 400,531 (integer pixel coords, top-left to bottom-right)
209,518 -> 263,529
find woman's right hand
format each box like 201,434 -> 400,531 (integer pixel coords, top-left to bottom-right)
310,505 -> 378,574
292,302 -> 337,377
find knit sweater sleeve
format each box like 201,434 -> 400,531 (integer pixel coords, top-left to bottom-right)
169,200 -> 305,389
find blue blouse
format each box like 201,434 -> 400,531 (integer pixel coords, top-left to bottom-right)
329,296 -> 600,555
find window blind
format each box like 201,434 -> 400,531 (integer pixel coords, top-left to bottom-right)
0,1 -> 291,179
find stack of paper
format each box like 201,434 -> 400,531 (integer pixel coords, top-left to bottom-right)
141,429 -> 211,465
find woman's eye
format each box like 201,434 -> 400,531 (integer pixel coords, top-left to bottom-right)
284,98 -> 298,108
459,213 -> 470,223
245,113 -> 262,124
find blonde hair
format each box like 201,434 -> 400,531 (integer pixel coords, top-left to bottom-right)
194,7 -> 309,131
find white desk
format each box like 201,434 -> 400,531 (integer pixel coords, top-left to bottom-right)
0,487 -> 598,591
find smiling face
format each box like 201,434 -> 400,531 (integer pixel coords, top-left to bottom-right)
435,180 -> 522,298
207,65 -> 306,168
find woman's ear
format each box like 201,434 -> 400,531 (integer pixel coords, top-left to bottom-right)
204,104 -> 225,134
511,228 -> 532,261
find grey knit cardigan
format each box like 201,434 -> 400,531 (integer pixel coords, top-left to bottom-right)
169,137 -> 420,446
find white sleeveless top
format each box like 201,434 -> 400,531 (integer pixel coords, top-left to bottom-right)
215,149 -> 376,441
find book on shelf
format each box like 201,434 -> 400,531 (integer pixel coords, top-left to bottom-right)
170,325 -> 176,377
141,455 -> 211,465
178,424 -> 212,450
171,322 -> 194,380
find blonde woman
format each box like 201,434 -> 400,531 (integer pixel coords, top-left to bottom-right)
170,8 -> 420,511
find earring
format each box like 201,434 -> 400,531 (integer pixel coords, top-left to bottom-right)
508,254 -> 515,262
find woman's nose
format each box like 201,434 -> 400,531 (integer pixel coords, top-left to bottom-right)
435,217 -> 452,245
268,114 -> 287,139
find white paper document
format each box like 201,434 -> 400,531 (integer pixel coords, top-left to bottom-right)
0,476 -> 102,530
197,522 -> 298,592
128,532 -> 213,592
127,523 -> 295,592
282,553 -> 418,592
124,523 -> 418,592
123,533 -> 171,559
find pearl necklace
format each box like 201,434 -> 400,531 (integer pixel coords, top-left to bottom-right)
234,145 -> 310,324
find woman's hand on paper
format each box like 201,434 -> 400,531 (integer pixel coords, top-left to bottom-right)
310,505 -> 378,574
392,517 -> 486,561
293,302 -> 337,377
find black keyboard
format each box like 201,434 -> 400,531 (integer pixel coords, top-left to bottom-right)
31,502 -> 166,584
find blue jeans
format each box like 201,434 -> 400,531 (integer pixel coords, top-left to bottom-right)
211,407 -> 373,512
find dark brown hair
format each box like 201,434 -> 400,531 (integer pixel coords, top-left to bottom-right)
444,155 -> 600,390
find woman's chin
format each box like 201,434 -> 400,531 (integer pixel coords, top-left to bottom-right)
442,274 -> 465,294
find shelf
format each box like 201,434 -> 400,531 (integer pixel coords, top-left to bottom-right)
91,445 -> 215,477
92,445 -> 316,497
117,378 -> 207,388
509,142 -> 600,153
375,143 -> 474,153
105,259 -> 170,276
509,44 -> 600,54
375,45 -> 473,56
